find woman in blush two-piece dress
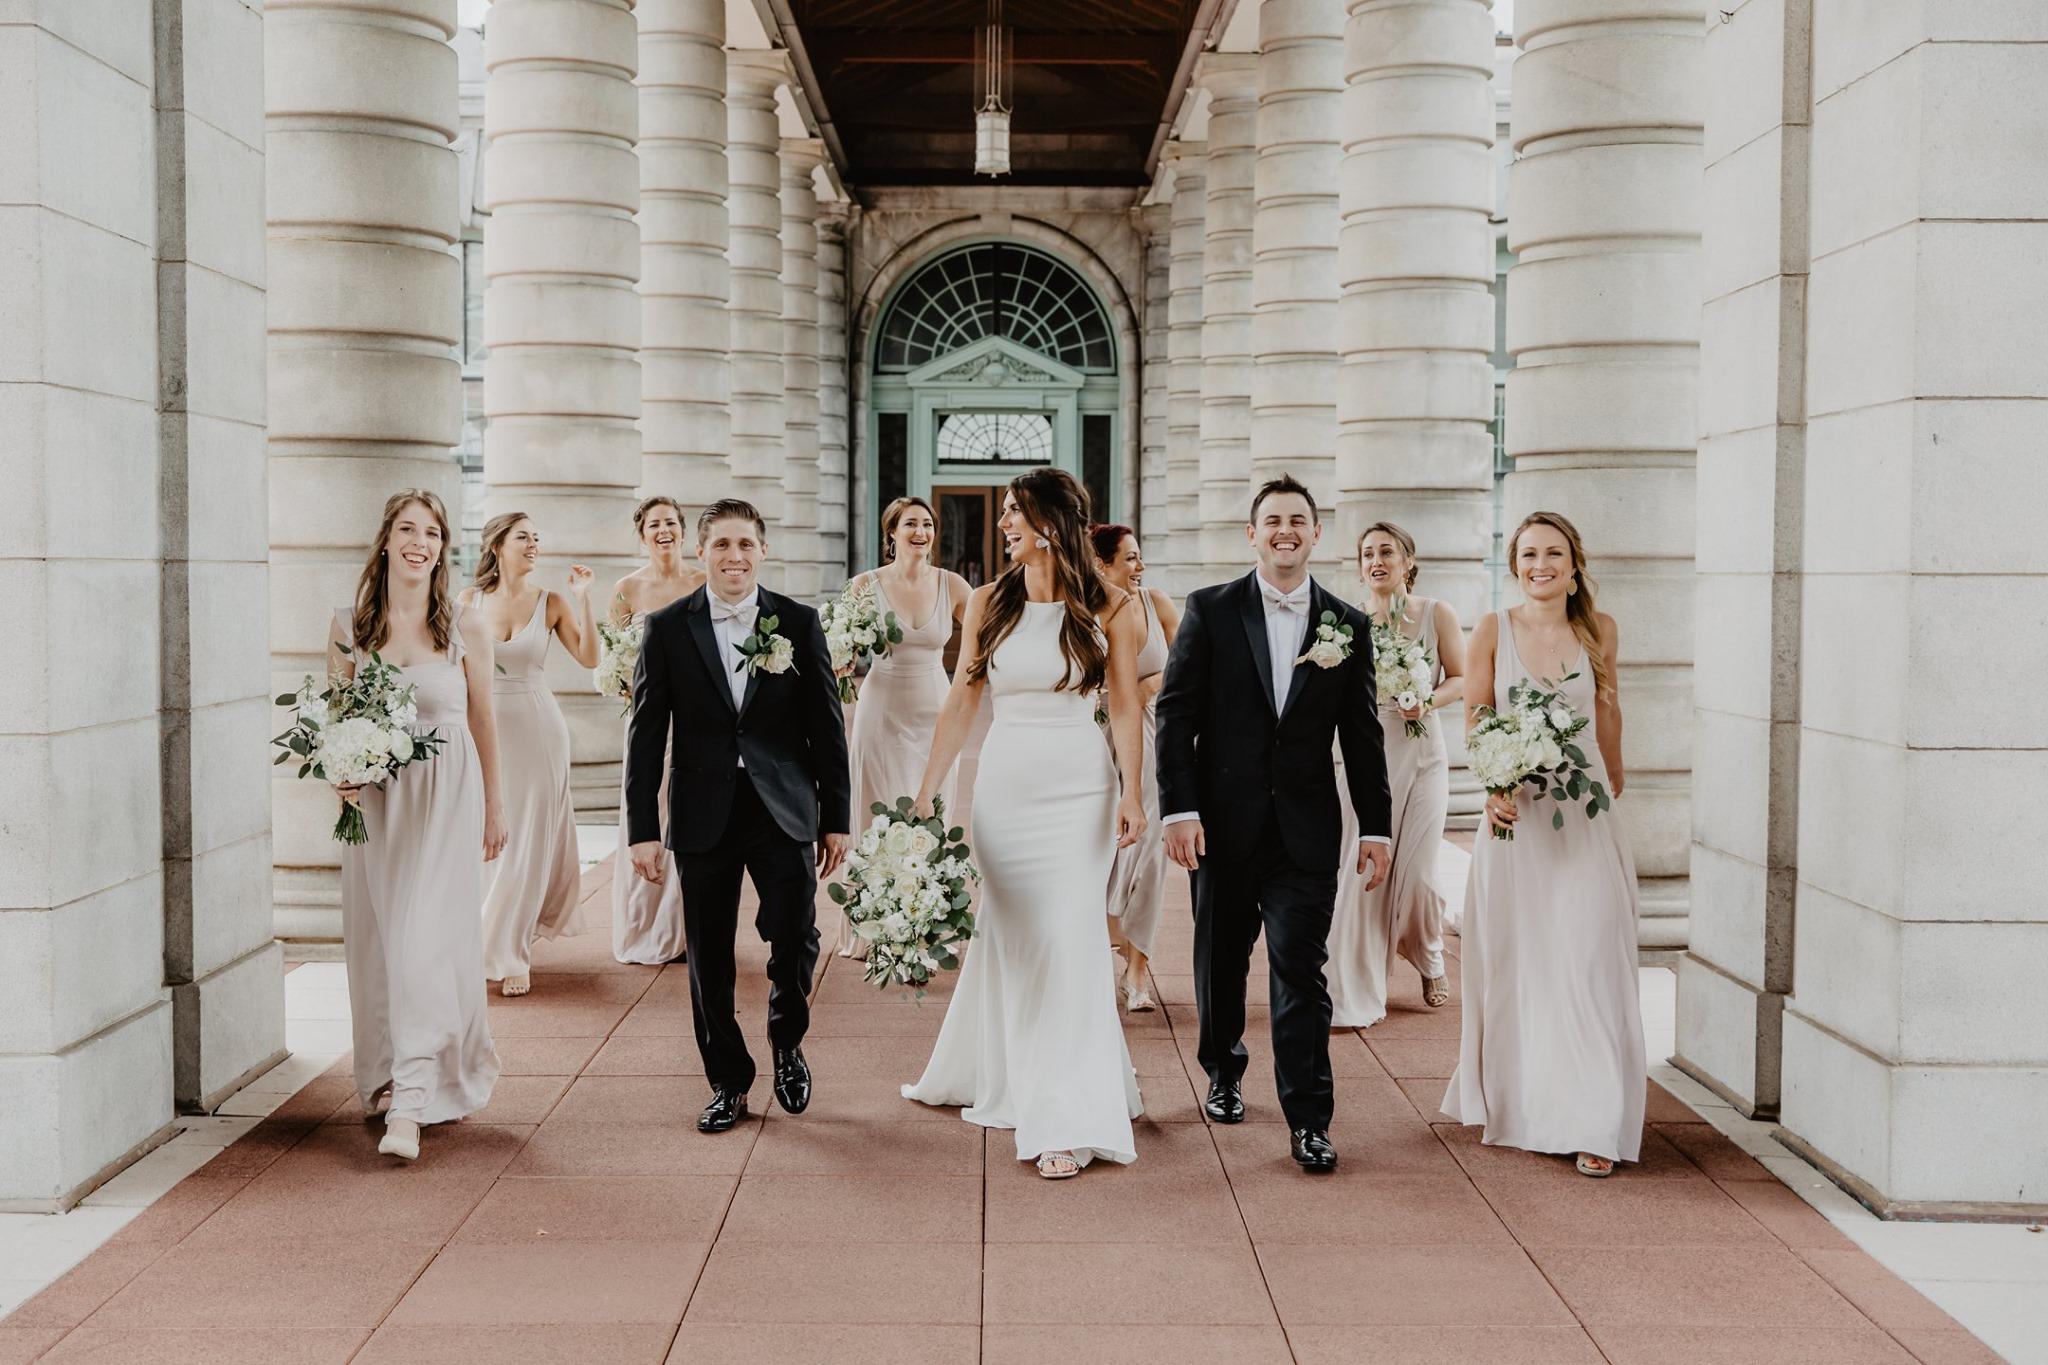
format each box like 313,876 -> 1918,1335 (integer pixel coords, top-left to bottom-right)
609,495 -> 705,965
459,513 -> 601,996
1327,523 -> 1463,1027
904,468 -> 1149,1180
1092,523 -> 1180,1012
837,496 -> 971,960
1441,511 -> 1645,1179
332,489 -> 504,1163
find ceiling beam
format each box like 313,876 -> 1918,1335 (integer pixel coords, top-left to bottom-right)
813,30 -> 1170,68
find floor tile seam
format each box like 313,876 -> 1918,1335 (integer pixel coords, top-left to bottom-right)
354,1168 -> 507,1346
1454,1159 -> 1617,1363
4,1235 -> 179,1357
678,1122 -> 763,1327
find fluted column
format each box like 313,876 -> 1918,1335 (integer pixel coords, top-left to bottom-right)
484,0 -> 643,812
1197,57 -> 1258,577
817,207 -> 852,585
268,0 -> 464,939
638,0 -> 729,520
725,54 -> 788,557
1505,0 -> 1703,946
1165,145 -> 1208,597
1253,0 -> 1342,544
1338,0 -> 1497,613
779,138 -> 825,599
1139,202 -> 1172,570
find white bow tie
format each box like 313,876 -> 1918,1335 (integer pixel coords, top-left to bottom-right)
712,600 -> 757,628
1262,586 -> 1309,616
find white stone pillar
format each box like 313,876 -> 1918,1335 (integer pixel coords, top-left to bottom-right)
817,206 -> 852,585
484,0 -> 642,812
1504,0 -> 1703,948
1139,203 -> 1172,569
1197,58 -> 1258,577
1337,0 -> 1497,614
638,0 -> 728,520
1675,0 -> 1810,1118
1164,145 -> 1207,598
725,54 -> 788,558
780,137 -> 825,600
268,0 -> 465,938
1774,7 -> 2048,1215
1253,0 -> 1342,541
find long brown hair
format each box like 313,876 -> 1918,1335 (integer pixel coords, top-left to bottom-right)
472,511 -> 531,595
880,495 -> 936,561
967,467 -> 1109,694
1357,521 -> 1418,592
1507,510 -> 1611,700
352,489 -> 455,656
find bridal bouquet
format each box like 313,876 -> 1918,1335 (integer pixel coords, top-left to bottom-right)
829,796 -> 980,992
1371,602 -> 1438,738
272,652 -> 448,845
592,619 -> 643,713
820,580 -> 902,702
1465,675 -> 1612,840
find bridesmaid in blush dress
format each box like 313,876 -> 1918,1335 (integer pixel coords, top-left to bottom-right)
609,495 -> 705,965
1441,511 -> 1645,1179
332,489 -> 504,1163
1327,523 -> 1462,1027
1092,523 -> 1180,1011
459,512 -> 601,997
838,496 -> 971,959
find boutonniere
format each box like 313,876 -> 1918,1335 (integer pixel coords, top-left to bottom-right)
735,613 -> 797,676
1296,611 -> 1355,669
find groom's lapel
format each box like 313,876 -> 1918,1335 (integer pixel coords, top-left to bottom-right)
1235,572 -> 1280,718
736,589 -> 775,718
1276,579 -> 1323,722
685,591 -> 738,717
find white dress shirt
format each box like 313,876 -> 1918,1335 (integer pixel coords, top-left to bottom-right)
709,589 -> 758,763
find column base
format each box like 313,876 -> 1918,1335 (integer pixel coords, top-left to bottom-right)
1673,950 -> 1783,1119
174,940 -> 286,1114
0,1000 -> 176,1210
1772,1125 -> 2048,1225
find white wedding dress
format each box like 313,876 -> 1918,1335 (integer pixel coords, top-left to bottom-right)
902,600 -> 1142,1167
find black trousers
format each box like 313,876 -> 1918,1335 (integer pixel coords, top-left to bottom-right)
1190,810 -> 1340,1131
676,769 -> 820,1091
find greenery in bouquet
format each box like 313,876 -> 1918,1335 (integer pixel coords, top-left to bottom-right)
592,618 -> 643,714
1465,674 -> 1611,840
821,580 -> 904,702
1370,600 -> 1438,738
829,795 -> 980,993
272,649 -> 447,845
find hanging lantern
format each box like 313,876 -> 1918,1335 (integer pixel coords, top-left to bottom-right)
973,0 -> 1012,177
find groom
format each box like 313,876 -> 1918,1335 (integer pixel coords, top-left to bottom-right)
1156,474 -> 1392,1172
625,498 -> 851,1133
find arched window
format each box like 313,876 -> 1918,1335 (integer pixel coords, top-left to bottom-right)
876,242 -> 1114,373
935,412 -> 1054,465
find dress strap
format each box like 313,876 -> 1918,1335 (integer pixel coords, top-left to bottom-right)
447,602 -> 467,666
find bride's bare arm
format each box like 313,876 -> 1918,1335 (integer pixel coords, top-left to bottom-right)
1102,591 -> 1147,848
914,585 -> 994,812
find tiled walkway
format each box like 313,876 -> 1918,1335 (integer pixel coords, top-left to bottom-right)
0,847 -> 2015,1365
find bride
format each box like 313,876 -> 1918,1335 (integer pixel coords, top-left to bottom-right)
902,467 -> 1149,1179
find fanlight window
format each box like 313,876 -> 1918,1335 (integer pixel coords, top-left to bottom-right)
936,412 -> 1053,465
877,243 -> 1114,372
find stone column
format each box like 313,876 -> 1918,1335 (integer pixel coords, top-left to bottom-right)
1774,7 -> 2048,1215
164,0 -> 284,1108
1503,0 -> 1703,948
725,54 -> 788,562
268,0 -> 465,938
638,0 -> 729,520
817,206 -> 852,584
1337,0 -> 1497,614
1674,0 -> 1810,1118
779,138 -> 825,599
1164,146 -> 1208,598
1139,203 -> 1172,572
483,0 -> 642,812
1252,0 -> 1341,543
1197,57 -> 1258,577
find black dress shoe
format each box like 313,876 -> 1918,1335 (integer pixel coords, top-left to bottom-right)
1204,1078 -> 1245,1124
772,1047 -> 811,1115
1290,1128 -> 1337,1172
697,1087 -> 749,1133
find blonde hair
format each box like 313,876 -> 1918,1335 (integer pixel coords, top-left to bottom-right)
1357,521 -> 1419,593
353,489 -> 455,656
472,511 -> 531,595
1507,510 -> 1611,700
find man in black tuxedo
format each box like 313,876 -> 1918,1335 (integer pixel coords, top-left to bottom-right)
1156,475 -> 1392,1172
625,499 -> 851,1133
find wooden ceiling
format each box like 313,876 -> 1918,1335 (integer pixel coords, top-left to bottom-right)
787,0 -> 1205,187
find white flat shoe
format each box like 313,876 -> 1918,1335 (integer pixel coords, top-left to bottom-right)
500,974 -> 530,997
378,1118 -> 420,1162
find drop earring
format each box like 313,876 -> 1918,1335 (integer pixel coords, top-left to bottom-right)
1034,536 -> 1050,550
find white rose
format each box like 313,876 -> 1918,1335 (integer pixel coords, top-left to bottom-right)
855,627 -> 876,647
880,911 -> 912,941
910,827 -> 939,857
760,635 -> 796,674
1548,704 -> 1574,734
1307,639 -> 1347,668
384,726 -> 415,760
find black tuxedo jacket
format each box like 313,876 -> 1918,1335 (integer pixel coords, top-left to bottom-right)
1155,571 -> 1392,872
624,585 -> 852,855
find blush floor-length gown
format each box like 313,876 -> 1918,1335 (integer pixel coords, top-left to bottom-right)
902,600 -> 1142,1167
338,608 -> 500,1126
1441,609 -> 1645,1162
1327,597 -> 1449,1027
612,611 -> 687,965
1104,588 -> 1169,960
479,593 -> 584,980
